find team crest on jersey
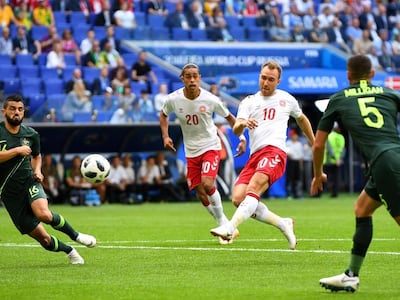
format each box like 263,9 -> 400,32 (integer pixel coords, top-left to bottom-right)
199,105 -> 206,113
21,138 -> 30,147
279,100 -> 286,107
179,108 -> 184,113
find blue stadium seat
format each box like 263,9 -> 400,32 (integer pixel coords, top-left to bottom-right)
114,26 -> 133,39
0,54 -> 12,66
15,54 -> 34,66
37,53 -> 48,66
146,14 -> 166,27
151,27 -> 170,40
43,79 -> 65,96
130,81 -> 148,95
171,28 -> 190,41
68,12 -> 88,24
225,15 -> 241,28
3,78 -> 20,95
135,12 -> 146,27
93,26 -> 107,41
73,111 -> 93,123
122,53 -> 139,67
132,26 -> 152,40
20,78 -> 43,96
53,11 -> 67,25
18,65 -> 40,80
242,16 -> 257,28
191,29 -> 208,41
46,93 -> 66,113
142,112 -> 159,122
28,93 -> 46,117
171,81 -> 183,91
82,67 -> 101,83
230,27 -> 246,41
62,66 -> 76,81
31,25 -> 48,40
0,65 -> 17,80
64,54 -> 77,66
91,95 -> 104,110
40,66 -> 60,81
95,111 -> 113,123
247,27 -> 266,42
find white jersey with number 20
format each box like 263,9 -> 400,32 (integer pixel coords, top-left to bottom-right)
162,87 -> 230,157
237,90 -> 303,155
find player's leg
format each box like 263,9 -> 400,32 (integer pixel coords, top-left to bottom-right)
31,196 -> 96,248
28,223 -> 84,264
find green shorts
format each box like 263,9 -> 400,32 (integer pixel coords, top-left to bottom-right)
365,148 -> 400,218
1,178 -> 47,234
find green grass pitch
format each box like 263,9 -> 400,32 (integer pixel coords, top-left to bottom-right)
0,194 -> 399,300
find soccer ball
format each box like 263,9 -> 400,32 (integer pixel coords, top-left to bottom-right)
80,154 -> 111,184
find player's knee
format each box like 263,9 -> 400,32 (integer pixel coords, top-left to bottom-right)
232,196 -> 242,207
40,235 -> 53,250
36,210 -> 53,224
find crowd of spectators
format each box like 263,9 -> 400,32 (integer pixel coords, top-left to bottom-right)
0,0 -> 400,124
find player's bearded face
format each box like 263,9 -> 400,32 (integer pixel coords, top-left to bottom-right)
5,104 -> 24,126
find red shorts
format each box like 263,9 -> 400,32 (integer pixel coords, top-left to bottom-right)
235,145 -> 287,186
186,150 -> 220,190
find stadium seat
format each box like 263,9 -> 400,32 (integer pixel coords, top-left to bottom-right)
190,29 -> 208,41
247,27 -> 266,42
18,65 -> 40,80
171,28 -> 190,41
20,78 -> 43,96
151,27 -> 170,40
230,27 -> 246,41
91,95 -> 104,111
171,81 -> 183,91
28,93 -> 46,118
130,81 -> 148,95
46,93 -> 66,114
53,11 -> 67,25
68,12 -> 88,24
82,67 -> 101,83
0,65 -> 17,80
146,14 -> 166,27
73,111 -> 93,123
135,12 -> 146,27
31,25 -> 48,41
43,79 -> 65,96
122,53 -> 139,67
225,15 -> 241,28
242,16 -> 257,28
132,26 -> 152,40
114,26 -> 133,39
37,53 -> 48,66
3,78 -> 20,95
15,54 -> 34,66
40,66 -> 61,81
93,26 -> 107,41
142,112 -> 159,122
62,66 -> 76,81
64,54 -> 77,66
0,54 -> 12,66
95,111 -> 113,123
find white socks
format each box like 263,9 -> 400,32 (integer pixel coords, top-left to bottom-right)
208,188 -> 229,226
230,193 -> 259,228
252,201 -> 286,230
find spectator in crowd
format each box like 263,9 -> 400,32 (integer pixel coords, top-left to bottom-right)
391,32 -> 400,71
100,25 -> 121,53
61,28 -> 81,65
224,0 -> 244,16
326,17 -> 352,53
130,99 -> 144,123
0,0 -> 16,27
64,0 -> 91,22
80,28 -> 96,55
165,1 -> 190,30
208,6 -> 235,42
373,29 -> 394,72
33,0 -> 55,27
64,67 -> 90,94
256,0 -> 279,28
62,81 -> 93,122
121,154 -> 137,203
291,23 -> 308,42
137,155 -> 162,202
41,153 -> 62,204
117,83 -> 136,108
105,155 -> 129,203
114,1 -> 136,29
84,40 -> 106,68
89,0 -> 104,14
373,3 -> 390,32
243,0 -> 258,16
350,0 -> 364,19
345,18 -> 363,50
358,3 -> 376,31
154,152 -> 185,201
0,26 -> 13,56
100,40 -> 122,69
46,38 -> 66,76
323,122 -> 346,198
338,3 -> 353,32
112,0 -> 134,12
386,0 -> 399,30
147,0 -> 168,16
100,86 -> 118,112
137,89 -> 155,115
154,83 -> 168,111
40,26 -> 59,54
186,0 -> 207,30
14,1 -> 33,30
109,101 -> 132,124
269,16 -> 292,42
64,155 -> 106,205
286,129 -> 304,199
92,66 -> 111,95
203,0 -> 219,16
131,50 -> 158,94
111,66 -> 130,95
12,25 -> 42,60
353,29 -> 373,55
317,5 -> 335,29
283,3 -> 303,30
94,0 -> 115,26
309,18 -> 329,43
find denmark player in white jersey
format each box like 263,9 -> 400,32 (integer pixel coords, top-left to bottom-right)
211,61 -> 315,249
159,63 -> 246,244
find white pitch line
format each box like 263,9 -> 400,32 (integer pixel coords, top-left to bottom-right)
0,242 -> 399,255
